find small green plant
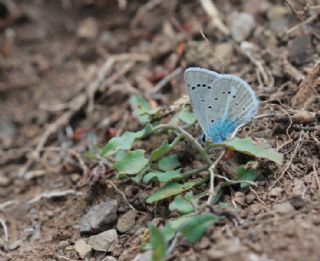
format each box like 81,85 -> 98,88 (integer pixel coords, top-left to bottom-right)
88,95 -> 283,259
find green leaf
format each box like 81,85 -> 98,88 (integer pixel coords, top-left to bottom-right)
223,137 -> 283,165
114,150 -> 149,176
85,145 -> 101,160
130,95 -> 150,125
177,108 -> 197,125
158,155 -> 181,171
235,166 -> 257,188
178,214 -> 219,243
143,169 -> 182,184
102,125 -> 153,157
150,140 -> 172,161
142,223 -> 175,251
149,226 -> 167,261
130,95 -> 160,125
146,179 -> 206,204
169,192 -> 195,214
114,149 -> 126,161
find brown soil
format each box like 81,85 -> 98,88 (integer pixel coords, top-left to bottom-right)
0,0 -> 319,260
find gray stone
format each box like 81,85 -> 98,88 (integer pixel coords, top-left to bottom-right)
229,12 -> 255,42
80,199 -> 118,234
88,229 -> 118,252
116,210 -> 137,233
74,239 -> 92,259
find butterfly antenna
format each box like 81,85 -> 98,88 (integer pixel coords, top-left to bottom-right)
200,28 -> 225,73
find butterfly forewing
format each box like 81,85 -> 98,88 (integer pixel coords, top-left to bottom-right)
184,68 -> 220,137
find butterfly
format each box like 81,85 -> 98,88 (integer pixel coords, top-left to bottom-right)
184,67 -> 259,144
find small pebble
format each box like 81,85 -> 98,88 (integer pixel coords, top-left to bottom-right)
269,187 -> 283,197
229,12 -> 255,42
234,191 -> 245,206
58,240 -> 69,249
124,186 -> 133,198
240,209 -> 248,218
77,17 -> 98,39
289,196 -> 305,210
0,175 -> 10,186
312,216 -> 320,226
70,173 -> 80,183
273,201 -> 294,215
245,194 -> 255,204
249,204 -> 260,215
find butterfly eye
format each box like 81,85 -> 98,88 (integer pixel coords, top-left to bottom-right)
214,98 -> 218,100
202,84 -> 206,87
197,84 -> 201,87
211,120 -> 215,123
208,86 -> 211,89
192,86 -> 196,90
222,91 -> 225,94
228,91 -> 231,94
208,106 -> 212,109
232,95 -> 236,98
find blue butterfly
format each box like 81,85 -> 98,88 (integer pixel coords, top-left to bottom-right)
185,67 -> 259,144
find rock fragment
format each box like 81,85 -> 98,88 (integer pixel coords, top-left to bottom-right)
74,239 -> 92,259
88,229 -> 118,252
80,199 -> 118,234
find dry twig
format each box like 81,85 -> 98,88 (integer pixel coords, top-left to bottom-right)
199,0 -> 229,35
106,180 -> 136,211
149,67 -> 182,95
0,217 -> 8,241
131,0 -> 163,28
312,163 -> 320,196
270,132 -> 304,189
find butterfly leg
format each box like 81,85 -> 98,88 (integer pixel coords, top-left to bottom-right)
198,133 -> 206,145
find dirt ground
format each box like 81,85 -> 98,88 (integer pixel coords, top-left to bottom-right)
0,0 -> 320,260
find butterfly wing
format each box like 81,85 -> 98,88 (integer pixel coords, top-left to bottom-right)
220,74 -> 259,126
184,67 -> 221,138
185,67 -> 259,143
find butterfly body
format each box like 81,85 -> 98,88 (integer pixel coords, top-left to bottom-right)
184,67 -> 258,144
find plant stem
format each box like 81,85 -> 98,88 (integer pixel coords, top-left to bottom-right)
170,133 -> 184,147
176,165 -> 209,180
207,149 -> 226,205
154,124 -> 213,165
